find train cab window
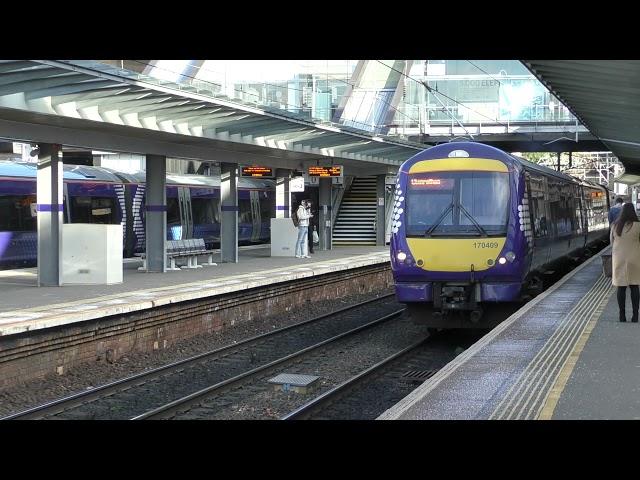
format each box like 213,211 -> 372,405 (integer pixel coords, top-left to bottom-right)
70,196 -> 118,224
405,171 -> 508,237
0,195 -> 37,231
459,174 -> 509,232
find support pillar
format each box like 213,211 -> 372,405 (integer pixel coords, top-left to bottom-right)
145,155 -> 166,272
221,162 -> 238,263
319,177 -> 332,250
557,152 -> 561,172
275,169 -> 291,218
37,143 -> 63,286
376,175 -> 385,246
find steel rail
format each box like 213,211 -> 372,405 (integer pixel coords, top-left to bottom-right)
133,307 -> 406,420
281,337 -> 427,420
2,293 -> 396,420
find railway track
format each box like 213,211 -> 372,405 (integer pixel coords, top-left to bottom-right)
2,294 -> 403,420
282,331 -> 481,420
135,307 -> 414,420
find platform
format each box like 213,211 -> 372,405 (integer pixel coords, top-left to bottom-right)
0,245 -> 389,337
378,246 -> 640,420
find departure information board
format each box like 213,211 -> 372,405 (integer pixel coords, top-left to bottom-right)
308,166 -> 343,177
241,166 -> 273,177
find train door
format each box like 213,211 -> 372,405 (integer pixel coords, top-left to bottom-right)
63,183 -> 71,223
177,186 -> 193,239
250,190 -> 261,242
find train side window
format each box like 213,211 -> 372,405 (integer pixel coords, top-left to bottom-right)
0,195 -> 37,231
167,198 -> 180,225
70,196 -> 118,224
238,199 -> 252,224
260,191 -> 274,220
529,174 -> 549,238
192,198 -> 218,224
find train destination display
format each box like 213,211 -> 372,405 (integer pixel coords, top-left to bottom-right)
241,166 -> 274,177
308,166 -> 343,177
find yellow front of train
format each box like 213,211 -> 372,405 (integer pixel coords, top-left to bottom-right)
391,144 -> 523,326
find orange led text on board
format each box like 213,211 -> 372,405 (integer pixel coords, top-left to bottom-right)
308,166 -> 342,177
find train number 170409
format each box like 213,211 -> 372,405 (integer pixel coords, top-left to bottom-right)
473,242 -> 499,249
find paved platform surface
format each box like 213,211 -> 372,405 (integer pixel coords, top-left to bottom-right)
0,246 -> 389,337
378,247 -> 639,420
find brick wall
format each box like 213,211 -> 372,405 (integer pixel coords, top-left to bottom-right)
0,264 -> 392,389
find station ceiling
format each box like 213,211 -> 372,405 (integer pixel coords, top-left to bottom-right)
523,60 -> 640,181
0,60 -> 423,176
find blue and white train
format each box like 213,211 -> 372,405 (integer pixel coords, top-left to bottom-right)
0,161 -> 275,269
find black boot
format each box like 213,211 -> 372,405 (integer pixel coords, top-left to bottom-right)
632,312 -> 638,323
620,310 -> 627,322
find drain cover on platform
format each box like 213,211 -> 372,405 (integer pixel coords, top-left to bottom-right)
268,373 -> 320,394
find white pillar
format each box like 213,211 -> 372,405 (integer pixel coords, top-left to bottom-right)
276,169 -> 291,218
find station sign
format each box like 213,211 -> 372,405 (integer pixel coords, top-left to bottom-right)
241,166 -> 274,177
308,165 -> 343,178
290,176 -> 305,192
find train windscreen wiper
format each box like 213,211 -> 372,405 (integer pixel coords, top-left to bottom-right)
424,202 -> 454,237
459,203 -> 488,237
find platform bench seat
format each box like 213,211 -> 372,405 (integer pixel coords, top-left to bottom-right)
137,238 -> 217,271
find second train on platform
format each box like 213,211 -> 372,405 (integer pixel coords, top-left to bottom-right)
0,161 -> 274,269
390,142 -> 611,329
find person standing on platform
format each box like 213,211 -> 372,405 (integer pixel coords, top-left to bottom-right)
609,197 -> 624,226
610,202 -> 640,322
295,200 -> 313,258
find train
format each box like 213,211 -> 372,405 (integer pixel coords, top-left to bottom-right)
390,142 -> 611,329
0,161 -> 275,269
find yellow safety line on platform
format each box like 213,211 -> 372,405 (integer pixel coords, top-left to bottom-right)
537,283 -> 614,420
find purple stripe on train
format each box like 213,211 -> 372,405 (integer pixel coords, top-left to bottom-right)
36,204 -> 64,212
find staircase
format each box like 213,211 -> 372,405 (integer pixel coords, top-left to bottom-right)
332,176 -> 377,246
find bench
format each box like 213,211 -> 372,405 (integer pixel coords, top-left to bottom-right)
137,238 -> 217,271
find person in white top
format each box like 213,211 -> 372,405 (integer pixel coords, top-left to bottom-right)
295,200 -> 313,258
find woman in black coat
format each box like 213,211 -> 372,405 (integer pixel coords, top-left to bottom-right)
307,201 -> 318,254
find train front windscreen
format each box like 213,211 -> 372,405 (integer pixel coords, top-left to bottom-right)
405,171 -> 509,237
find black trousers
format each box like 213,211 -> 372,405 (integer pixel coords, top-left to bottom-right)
308,226 -> 315,253
617,285 -> 639,317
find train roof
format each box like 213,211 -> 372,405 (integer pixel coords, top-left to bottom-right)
0,161 -> 124,182
402,142 -> 608,192
128,171 -> 274,189
509,154 -> 608,191
0,161 -> 274,189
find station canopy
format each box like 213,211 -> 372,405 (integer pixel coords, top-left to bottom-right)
524,60 -> 640,184
0,60 -> 424,175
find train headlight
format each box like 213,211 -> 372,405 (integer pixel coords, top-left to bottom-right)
397,252 -> 407,261
505,251 -> 516,262
498,257 -> 507,265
